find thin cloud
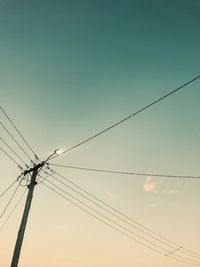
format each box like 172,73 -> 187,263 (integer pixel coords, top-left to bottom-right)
143,176 -> 157,192
105,191 -> 117,199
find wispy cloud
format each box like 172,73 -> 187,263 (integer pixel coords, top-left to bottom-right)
143,177 -> 178,195
143,176 -> 157,192
105,191 -> 117,199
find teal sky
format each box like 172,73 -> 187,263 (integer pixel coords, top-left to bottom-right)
1,1 -> 200,266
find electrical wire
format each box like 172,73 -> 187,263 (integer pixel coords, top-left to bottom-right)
43,181 -> 200,265
0,136 -> 27,166
37,172 -> 49,184
0,179 -> 18,199
47,172 -> 178,250
46,171 -> 200,262
44,178 -> 171,253
0,106 -> 39,159
45,178 -> 200,265
47,168 -> 200,260
0,188 -> 27,233
43,181 -> 164,254
50,75 -> 200,160
49,163 -> 200,179
0,184 -> 20,220
0,145 -> 23,169
0,121 -> 32,162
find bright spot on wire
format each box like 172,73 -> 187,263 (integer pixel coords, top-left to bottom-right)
54,149 -> 64,155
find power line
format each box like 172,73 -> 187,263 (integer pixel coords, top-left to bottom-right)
44,178 -> 169,253
47,170 -> 200,261
0,189 -> 27,233
48,172 -> 185,252
47,173 -> 200,262
0,106 -> 39,159
47,172 -> 177,249
49,163 -> 200,179
50,75 -> 200,160
0,121 -> 32,162
42,181 -> 200,265
0,184 -> 20,221
47,168 -> 200,259
0,145 -> 23,169
0,179 -> 18,199
45,178 -> 200,265
0,136 -> 27,166
43,181 -> 164,254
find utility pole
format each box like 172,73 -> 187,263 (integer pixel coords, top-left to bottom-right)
10,150 -> 59,267
10,162 -> 44,267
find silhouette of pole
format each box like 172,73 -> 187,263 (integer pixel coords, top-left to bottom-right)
10,150 -> 59,267
10,162 -> 43,267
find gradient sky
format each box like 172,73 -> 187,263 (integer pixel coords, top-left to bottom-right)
1,0 -> 200,266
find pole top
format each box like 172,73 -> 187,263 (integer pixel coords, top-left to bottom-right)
22,162 -> 45,176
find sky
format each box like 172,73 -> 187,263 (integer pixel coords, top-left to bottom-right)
0,0 -> 200,266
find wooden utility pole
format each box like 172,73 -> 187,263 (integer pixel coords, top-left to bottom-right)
10,162 -> 44,267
